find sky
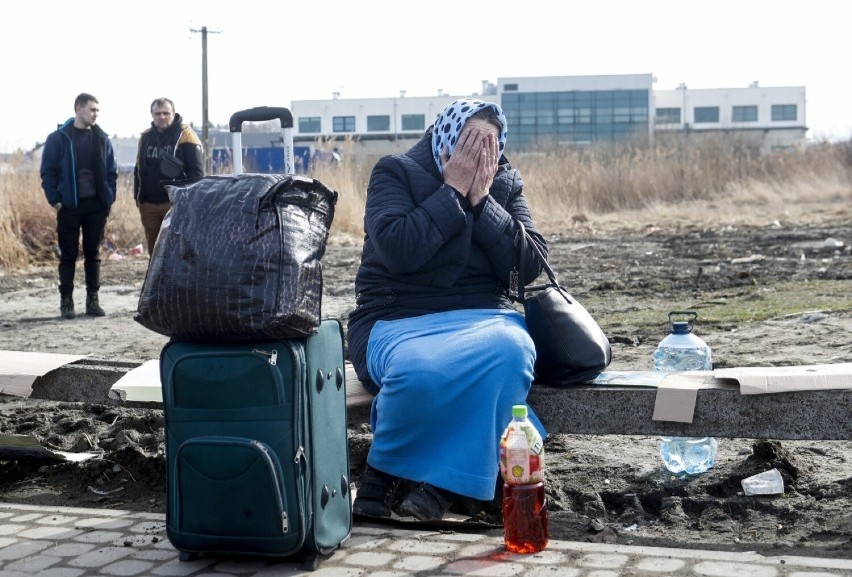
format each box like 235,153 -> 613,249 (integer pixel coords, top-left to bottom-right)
2,0 -> 850,153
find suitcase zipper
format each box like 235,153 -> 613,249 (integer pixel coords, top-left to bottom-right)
252,439 -> 288,532
252,348 -> 278,366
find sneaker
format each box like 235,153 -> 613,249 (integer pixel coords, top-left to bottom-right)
60,297 -> 75,319
85,293 -> 105,317
353,465 -> 402,518
398,483 -> 455,521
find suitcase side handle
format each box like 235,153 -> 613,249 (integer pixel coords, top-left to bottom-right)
228,107 -> 295,176
229,107 -> 294,132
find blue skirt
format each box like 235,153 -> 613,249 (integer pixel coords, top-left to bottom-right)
366,309 -> 545,500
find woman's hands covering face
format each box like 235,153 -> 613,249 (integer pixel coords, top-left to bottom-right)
441,119 -> 499,208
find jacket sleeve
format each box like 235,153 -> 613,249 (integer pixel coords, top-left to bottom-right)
39,133 -> 62,205
133,135 -> 144,201
470,167 -> 547,287
365,155 -> 470,278
105,139 -> 118,196
178,128 -> 204,179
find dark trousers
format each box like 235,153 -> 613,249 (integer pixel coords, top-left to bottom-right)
56,198 -> 110,297
138,201 -> 171,256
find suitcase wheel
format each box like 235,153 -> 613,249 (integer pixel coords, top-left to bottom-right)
178,551 -> 199,562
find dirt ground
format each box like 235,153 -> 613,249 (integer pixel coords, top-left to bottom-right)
0,209 -> 850,559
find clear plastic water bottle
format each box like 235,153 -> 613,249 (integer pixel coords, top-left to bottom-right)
654,311 -> 717,475
658,435 -> 718,475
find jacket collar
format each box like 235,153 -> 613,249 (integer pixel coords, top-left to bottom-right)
60,119 -> 107,140
406,128 -> 441,178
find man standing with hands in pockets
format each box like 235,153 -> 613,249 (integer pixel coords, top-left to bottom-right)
40,92 -> 117,319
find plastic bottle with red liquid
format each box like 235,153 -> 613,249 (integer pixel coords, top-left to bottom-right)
499,404 -> 549,553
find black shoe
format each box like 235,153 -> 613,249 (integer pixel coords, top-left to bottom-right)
353,466 -> 402,518
60,297 -> 75,319
398,483 -> 455,521
85,293 -> 105,317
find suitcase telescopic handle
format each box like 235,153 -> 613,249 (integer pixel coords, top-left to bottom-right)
229,107 -> 295,176
229,107 -> 294,132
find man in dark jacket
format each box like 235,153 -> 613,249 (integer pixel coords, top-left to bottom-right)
133,97 -> 204,255
40,92 -> 117,319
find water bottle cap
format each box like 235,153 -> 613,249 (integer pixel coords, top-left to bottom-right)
671,321 -> 692,334
512,405 -> 528,419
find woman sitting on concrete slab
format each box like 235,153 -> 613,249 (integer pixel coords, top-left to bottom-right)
347,99 -> 548,521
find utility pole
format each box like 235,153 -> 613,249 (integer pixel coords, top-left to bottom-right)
190,26 -> 221,174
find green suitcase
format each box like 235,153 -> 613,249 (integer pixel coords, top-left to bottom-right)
160,319 -> 351,567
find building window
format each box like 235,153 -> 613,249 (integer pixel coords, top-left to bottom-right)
732,105 -> 758,122
504,83 -> 519,91
771,104 -> 797,121
694,107 -> 719,123
401,114 -> 425,131
655,108 -> 681,124
502,88 -> 649,149
299,117 -> 321,133
332,116 -> 355,132
367,115 -> 390,132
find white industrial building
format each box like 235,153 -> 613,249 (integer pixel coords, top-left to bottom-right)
654,82 -> 806,151
290,74 -> 807,154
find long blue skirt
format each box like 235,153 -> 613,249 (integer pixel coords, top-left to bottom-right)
366,309 -> 545,501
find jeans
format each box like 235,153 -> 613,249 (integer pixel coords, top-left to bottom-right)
56,198 -> 110,297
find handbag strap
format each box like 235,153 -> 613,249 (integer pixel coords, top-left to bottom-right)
509,219 -> 560,303
515,219 -> 561,302
173,127 -> 188,155
512,220 -> 524,301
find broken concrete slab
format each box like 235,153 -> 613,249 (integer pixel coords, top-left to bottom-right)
17,355 -> 852,441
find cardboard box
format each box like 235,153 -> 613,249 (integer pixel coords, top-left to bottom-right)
715,363 -> 852,395
593,365 -> 852,424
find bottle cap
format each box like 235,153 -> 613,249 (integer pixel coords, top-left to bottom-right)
512,405 -> 528,419
671,321 -> 692,334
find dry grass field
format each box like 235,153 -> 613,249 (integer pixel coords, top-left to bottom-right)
2,135 -> 850,272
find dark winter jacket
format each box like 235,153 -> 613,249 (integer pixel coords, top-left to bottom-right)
40,119 -> 118,208
133,114 -> 204,203
347,128 -> 548,393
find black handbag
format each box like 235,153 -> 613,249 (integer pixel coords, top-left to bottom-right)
159,150 -> 184,180
159,129 -> 187,180
511,221 -> 612,385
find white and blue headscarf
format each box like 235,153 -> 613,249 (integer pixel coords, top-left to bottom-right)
431,99 -> 508,174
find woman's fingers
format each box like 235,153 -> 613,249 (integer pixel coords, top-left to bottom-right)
440,146 -> 450,168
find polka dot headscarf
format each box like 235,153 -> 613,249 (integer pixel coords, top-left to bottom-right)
431,99 -> 508,174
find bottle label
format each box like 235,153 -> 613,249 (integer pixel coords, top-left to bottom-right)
499,420 -> 544,484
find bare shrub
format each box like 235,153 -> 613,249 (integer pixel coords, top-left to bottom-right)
308,136 -> 376,242
0,171 -> 54,267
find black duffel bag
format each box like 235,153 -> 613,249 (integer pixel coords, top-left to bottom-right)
135,173 -> 338,340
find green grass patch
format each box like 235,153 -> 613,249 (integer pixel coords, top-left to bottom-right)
597,280 -> 851,331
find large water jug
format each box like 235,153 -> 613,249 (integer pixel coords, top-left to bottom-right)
654,311 -> 717,475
